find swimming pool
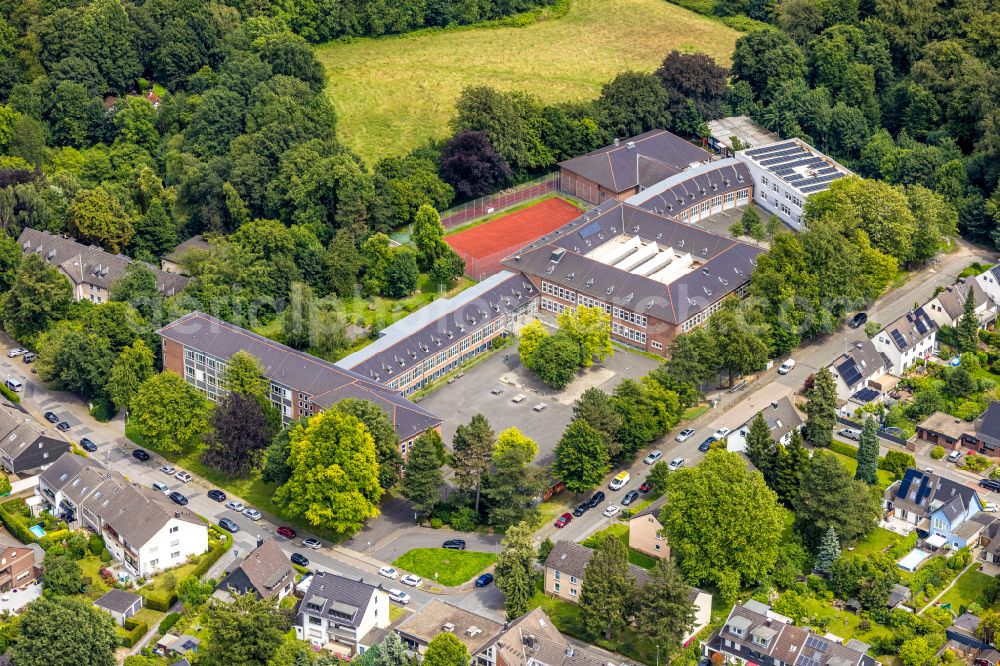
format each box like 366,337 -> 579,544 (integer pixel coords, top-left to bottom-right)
897,548 -> 931,572
28,525 -> 45,539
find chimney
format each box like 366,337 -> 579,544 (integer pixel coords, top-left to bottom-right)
174,511 -> 180,518
771,401 -> 778,409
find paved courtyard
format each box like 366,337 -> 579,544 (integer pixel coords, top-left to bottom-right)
418,343 -> 659,466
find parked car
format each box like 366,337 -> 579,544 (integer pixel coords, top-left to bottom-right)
675,428 -> 695,442
475,573 -> 494,587
43,412 -> 59,423
849,312 -> 868,328
79,438 -> 97,452
243,508 -> 262,521
554,512 -> 573,528
602,505 -> 621,518
442,539 -> 466,550
152,481 -> 170,494
21,352 -> 34,363
980,479 -> 1000,492
290,553 -> 309,567
712,427 -> 731,440
168,491 -> 188,506
401,574 -> 422,587
572,502 -> 590,517
302,538 -> 322,549
218,518 -> 240,533
839,428 -> 862,441
511,394 -> 526,403
778,359 -> 796,375
639,480 -> 652,493
587,491 -> 606,508
207,489 -> 226,502
56,421 -> 70,432
533,402 -> 548,412
132,449 -> 150,461
388,589 -> 410,604
643,450 -> 663,464
490,387 -> 503,395
277,526 -> 296,539
226,500 -> 245,512
698,437 -> 715,452
174,471 -> 192,483
6,349 -> 26,358
947,450 -> 962,463
984,502 -> 998,513
609,471 -> 630,491
4,379 -> 21,393
622,490 -> 640,506
379,566 -> 399,579
159,464 -> 176,475
668,457 -> 685,471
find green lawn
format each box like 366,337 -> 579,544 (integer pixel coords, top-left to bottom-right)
939,568 -> 993,611
682,404 -> 710,420
79,555 -> 112,599
797,595 -> 895,647
315,0 -> 739,162
392,548 -> 497,586
582,523 -> 658,569
849,527 -> 902,558
828,451 -> 895,490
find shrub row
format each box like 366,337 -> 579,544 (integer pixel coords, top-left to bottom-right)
0,385 -> 20,404
0,499 -> 35,544
158,612 -> 181,635
826,441 -> 915,478
190,527 -> 233,580
38,529 -> 71,550
120,618 -> 148,647
828,440 -> 859,459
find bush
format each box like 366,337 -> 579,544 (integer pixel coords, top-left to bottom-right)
140,589 -> 177,613
89,398 -> 115,422
99,548 -> 112,563
881,450 -> 916,478
0,384 -> 21,403
930,446 -> 945,459
429,517 -> 443,529
448,507 -> 478,532
961,453 -> 992,472
829,440 -> 859,459
0,499 -> 35,544
188,527 -> 233,581
88,533 -> 104,556
0,474 -> 10,497
120,619 -> 148,648
158,612 -> 181,635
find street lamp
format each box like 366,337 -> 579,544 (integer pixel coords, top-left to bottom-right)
656,644 -> 660,666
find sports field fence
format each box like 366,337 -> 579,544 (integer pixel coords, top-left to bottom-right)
440,172 -> 561,230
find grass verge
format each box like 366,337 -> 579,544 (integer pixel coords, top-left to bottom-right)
581,523 -> 659,570
938,568 -> 993,611
392,548 -> 497,586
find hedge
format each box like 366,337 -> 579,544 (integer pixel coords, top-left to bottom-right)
0,385 -> 20,404
158,612 -> 181,635
142,526 -> 232,611
38,529 -> 71,550
120,618 -> 148,647
0,499 -> 36,544
828,440 -> 859,459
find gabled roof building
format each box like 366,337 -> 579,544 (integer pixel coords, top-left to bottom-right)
625,158 -> 752,225
294,571 -> 389,656
726,396 -> 804,454
884,468 -> 984,548
871,309 -> 937,376
827,339 -> 890,403
0,405 -> 69,474
923,279 -> 996,330
218,538 -> 295,600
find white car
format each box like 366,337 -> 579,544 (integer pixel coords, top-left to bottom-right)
388,589 -> 411,604
643,450 -> 663,464
947,450 -> 962,463
159,464 -> 176,475
401,574 -> 423,587
668,457 -> 685,471
174,471 -> 192,483
226,500 -> 245,512
6,349 -> 26,358
778,359 -> 796,375
675,428 -> 695,442
243,508 -> 262,521
511,394 -> 526,403
302,538 -> 322,549
985,503 -> 998,513
379,566 -> 399,580
712,427 -> 731,440
602,505 -> 621,518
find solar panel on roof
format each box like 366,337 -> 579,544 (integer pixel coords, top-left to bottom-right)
839,362 -> 863,388
915,318 -> 928,335
759,148 -> 807,166
891,330 -> 907,348
805,635 -> 830,653
744,141 -> 796,157
579,221 -> 602,239
899,473 -> 914,498
796,173 -> 841,189
796,655 -> 821,666
764,155 -> 815,170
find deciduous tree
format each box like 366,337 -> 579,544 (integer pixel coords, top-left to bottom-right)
222,350 -> 269,404
41,554 -> 82,597
2,253 -> 73,339
557,305 -> 613,367
336,399 -> 403,491
12,596 -> 117,666
199,594 -> 288,666
597,71 -> 672,138
131,371 -> 212,453
794,453 -> 880,549
553,419 -> 610,493
482,432 -> 546,529
529,332 -> 581,389
202,392 -> 276,477
518,319 -> 548,368
423,632 -> 469,666
439,130 -> 512,198
107,338 -> 154,413
69,186 -> 134,253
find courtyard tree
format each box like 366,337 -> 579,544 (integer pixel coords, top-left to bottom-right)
580,534 -> 634,640
494,521 -> 537,620
635,558 -> 697,661
131,371 -> 212,453
12,597 -> 118,666
518,319 -> 548,368
529,332 -> 582,389
855,416 -> 879,485
452,413 -> 495,512
274,410 -> 383,533
804,367 -> 838,446
401,430 -> 445,517
556,305 -> 613,367
553,419 -> 610,493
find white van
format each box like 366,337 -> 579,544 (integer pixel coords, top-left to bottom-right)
4,379 -> 22,392
609,471 -> 630,491
778,359 -> 796,375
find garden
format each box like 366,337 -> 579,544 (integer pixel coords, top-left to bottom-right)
391,548 -> 497,587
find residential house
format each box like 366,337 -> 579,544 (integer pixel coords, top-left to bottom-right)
294,571 -> 389,657
628,495 -> 669,560
969,402 -> 1000,457
828,339 -> 890,403
559,130 -> 711,205
93,589 -> 143,626
978,649 -> 1000,666
915,412 -> 971,451
871,309 -> 937,376
481,608 -> 608,666
702,600 -> 880,666
160,235 -> 211,275
543,540 -> 711,645
727,396 -> 804,454
883,468 -> 984,549
158,312 -> 442,455
0,406 -> 69,474
218,537 -> 295,601
0,531 -> 37,592
979,515 -> 1000,566
976,265 -> 1000,305
395,599 -> 503,665
36,453 -> 208,577
156,634 -> 200,660
923,279 -> 996,330
17,228 -> 188,303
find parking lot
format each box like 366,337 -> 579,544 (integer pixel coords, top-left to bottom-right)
418,344 -> 659,466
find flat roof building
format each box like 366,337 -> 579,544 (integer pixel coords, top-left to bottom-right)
705,116 -> 780,156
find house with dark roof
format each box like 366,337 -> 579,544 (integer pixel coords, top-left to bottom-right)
886,583 -> 911,609
483,607 -> 608,666
0,405 -> 69,474
543,540 -> 711,644
36,453 -> 208,577
156,634 -> 200,660
871,309 -> 937,376
502,200 -> 763,355
883,468 -> 984,548
218,537 -> 295,601
160,235 -> 212,275
335,270 -> 537,401
157,312 -> 442,454
727,396 -> 804,454
559,130 -> 711,205
93,589 -> 143,626
396,599 -> 504,663
628,495 -> 668,561
17,228 -> 188,303
827,339 -> 890,403
294,571 -> 389,656
924,279 -> 996,330
969,401 -> 1000,457
625,158 -> 752,224
702,600 -> 880,666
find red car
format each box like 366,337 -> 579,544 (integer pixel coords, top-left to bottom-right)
639,481 -> 653,493
276,526 -> 296,539
554,513 -> 573,528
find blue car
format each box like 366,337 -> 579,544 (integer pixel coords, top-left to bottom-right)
475,573 -> 494,588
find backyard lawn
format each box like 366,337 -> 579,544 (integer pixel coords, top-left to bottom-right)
797,595 -> 895,648
316,0 -> 739,161
938,567 -> 993,611
849,527 -> 902,558
828,451 -> 895,490
582,523 -> 658,569
392,548 -> 497,586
